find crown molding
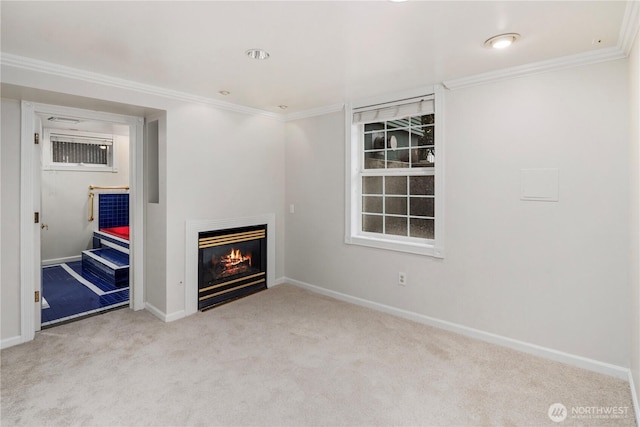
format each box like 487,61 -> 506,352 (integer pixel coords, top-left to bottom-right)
283,103 -> 344,122
619,0 -> 640,55
0,52 -> 283,121
442,47 -> 626,91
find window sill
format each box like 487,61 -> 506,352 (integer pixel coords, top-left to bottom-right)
345,234 -> 444,258
43,165 -> 118,173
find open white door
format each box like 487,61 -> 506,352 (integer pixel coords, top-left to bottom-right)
33,115 -> 42,331
20,101 -> 39,341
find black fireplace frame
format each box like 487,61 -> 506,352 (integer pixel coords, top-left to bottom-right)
197,224 -> 267,310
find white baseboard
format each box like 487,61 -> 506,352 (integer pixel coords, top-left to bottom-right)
42,255 -> 81,266
629,371 -> 640,424
144,302 -> 183,322
154,278 -> 283,321
165,309 -> 185,322
1,335 -> 24,350
271,276 -> 287,287
284,277 -> 630,380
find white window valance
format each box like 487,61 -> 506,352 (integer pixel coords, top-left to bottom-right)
352,95 -> 435,124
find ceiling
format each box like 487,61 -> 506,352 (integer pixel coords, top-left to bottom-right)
0,1 -> 631,115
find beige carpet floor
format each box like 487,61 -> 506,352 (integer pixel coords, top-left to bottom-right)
1,284 -> 636,426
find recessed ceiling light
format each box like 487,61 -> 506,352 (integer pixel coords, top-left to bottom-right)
246,48 -> 270,60
218,90 -> 231,96
484,33 -> 520,49
278,105 -> 288,110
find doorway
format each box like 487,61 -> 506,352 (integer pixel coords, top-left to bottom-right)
39,117 -> 132,326
20,102 -> 144,339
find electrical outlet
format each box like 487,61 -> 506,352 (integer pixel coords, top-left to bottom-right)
398,272 -> 407,286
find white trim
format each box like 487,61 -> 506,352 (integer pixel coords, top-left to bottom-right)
185,213 -> 276,317
272,276 -> 287,286
144,301 -> 185,323
130,116 -> 144,311
20,101 -> 36,343
150,278 -> 287,322
164,310 -> 185,323
42,255 -> 81,266
347,235 -> 440,257
443,47 -> 626,90
1,335 -> 24,350
630,371 -> 640,426
285,277 -> 630,380
619,0 -> 640,55
1,53 -> 282,121
433,84 -> 445,258
283,103 -> 344,122
144,302 -> 167,322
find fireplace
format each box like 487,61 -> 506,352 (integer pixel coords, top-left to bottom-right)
197,224 -> 267,310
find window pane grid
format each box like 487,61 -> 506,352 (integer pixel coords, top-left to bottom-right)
363,114 -> 434,171
361,174 -> 435,238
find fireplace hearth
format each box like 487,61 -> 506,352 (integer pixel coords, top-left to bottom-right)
198,225 -> 267,310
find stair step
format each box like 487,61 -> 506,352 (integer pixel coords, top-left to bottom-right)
81,248 -> 129,287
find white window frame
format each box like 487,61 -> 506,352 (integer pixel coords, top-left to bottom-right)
345,85 -> 445,257
42,128 -> 118,172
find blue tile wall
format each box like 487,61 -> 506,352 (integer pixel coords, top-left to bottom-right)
98,193 -> 129,229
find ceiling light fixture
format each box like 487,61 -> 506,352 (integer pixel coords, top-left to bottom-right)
484,33 -> 520,49
278,105 -> 288,110
218,90 -> 231,96
245,48 -> 270,60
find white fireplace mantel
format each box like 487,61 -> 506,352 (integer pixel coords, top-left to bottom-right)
185,213 -> 276,316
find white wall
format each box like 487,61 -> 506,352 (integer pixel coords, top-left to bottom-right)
285,59 -> 630,367
1,99 -> 22,341
41,135 -> 130,262
629,28 -> 640,407
0,62 -> 286,338
163,103 -> 286,317
144,113 -> 168,314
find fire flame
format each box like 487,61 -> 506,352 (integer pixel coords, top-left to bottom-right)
224,248 -> 252,267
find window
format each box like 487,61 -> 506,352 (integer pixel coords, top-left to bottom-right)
346,86 -> 444,257
43,129 -> 117,172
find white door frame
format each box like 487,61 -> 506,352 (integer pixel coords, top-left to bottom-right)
20,101 -> 144,343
